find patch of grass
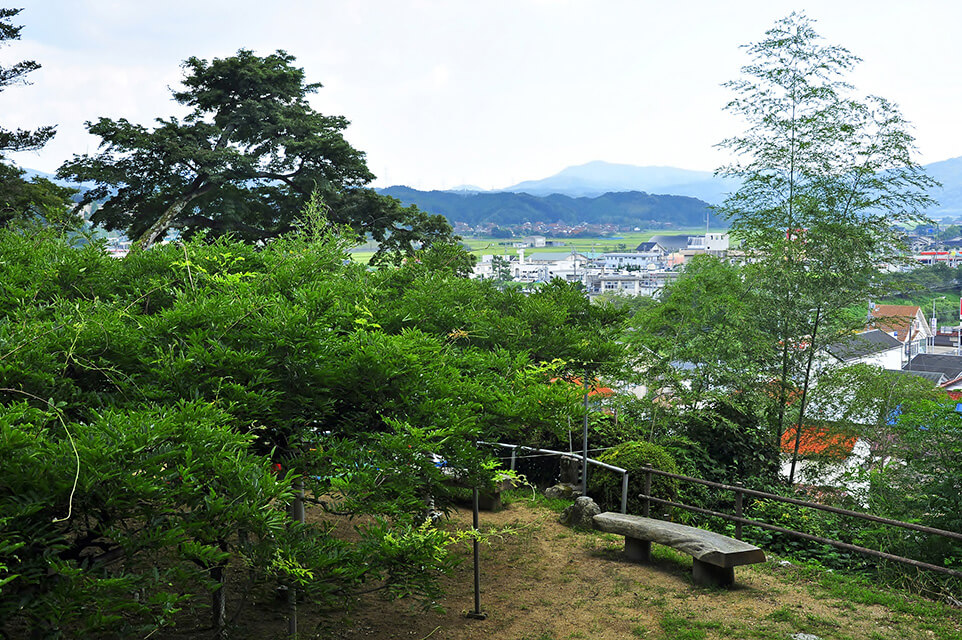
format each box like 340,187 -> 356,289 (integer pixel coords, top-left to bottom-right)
609,575 -> 634,597
630,624 -> 649,637
501,487 -> 571,513
658,612 -> 722,640
776,561 -> 962,639
596,531 -> 622,543
651,543 -> 693,568
803,611 -> 842,633
766,605 -> 799,624
519,633 -> 556,640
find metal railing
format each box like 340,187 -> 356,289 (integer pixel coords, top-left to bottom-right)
479,441 -> 629,514
639,465 -> 962,580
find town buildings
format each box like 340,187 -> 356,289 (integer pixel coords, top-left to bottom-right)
471,233 -> 729,299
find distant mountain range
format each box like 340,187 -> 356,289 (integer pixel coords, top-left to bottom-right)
378,186 -> 719,230
502,161 -> 740,204
17,166 -> 93,200
382,157 -> 962,228
17,156 -> 962,228
920,157 -> 962,218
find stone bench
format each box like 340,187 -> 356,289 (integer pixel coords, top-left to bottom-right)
593,512 -> 765,587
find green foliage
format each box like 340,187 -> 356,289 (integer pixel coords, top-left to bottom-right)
588,441 -> 678,515
0,8 -> 56,154
711,12 -> 938,485
0,400 -> 293,636
746,498 -> 862,570
0,216 -> 626,635
57,50 -> 455,259
0,162 -> 78,229
868,399 -> 962,574
627,255 -> 771,414
718,12 -> 935,248
625,256 -> 784,486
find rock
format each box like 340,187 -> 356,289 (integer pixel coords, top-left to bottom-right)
559,496 -> 601,528
790,634 -> 821,640
544,483 -> 582,500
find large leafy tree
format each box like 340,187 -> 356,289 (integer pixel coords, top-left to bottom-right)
0,213 -> 619,635
716,13 -> 937,482
58,49 -> 454,258
0,8 -> 54,153
1,8 -> 74,228
625,256 -> 782,482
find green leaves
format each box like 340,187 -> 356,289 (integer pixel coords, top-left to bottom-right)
714,14 -> 940,482
56,49 -> 453,258
0,9 -> 56,155
0,223 -> 624,633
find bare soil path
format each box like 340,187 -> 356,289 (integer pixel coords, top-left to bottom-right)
231,497 -> 962,640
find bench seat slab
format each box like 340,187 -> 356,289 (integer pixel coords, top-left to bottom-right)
593,512 -> 765,569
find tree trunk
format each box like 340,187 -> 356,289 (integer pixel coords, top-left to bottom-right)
211,562 -> 227,638
788,306 -> 822,485
133,181 -> 214,250
288,475 -> 305,638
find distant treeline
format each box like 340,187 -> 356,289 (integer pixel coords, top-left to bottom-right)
378,186 -> 723,229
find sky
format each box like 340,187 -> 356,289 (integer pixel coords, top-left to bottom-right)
2,0 -> 961,191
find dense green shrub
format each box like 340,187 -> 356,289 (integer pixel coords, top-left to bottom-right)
745,497 -> 862,570
0,225 -> 626,636
588,441 -> 678,516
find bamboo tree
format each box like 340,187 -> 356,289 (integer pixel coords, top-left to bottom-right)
717,12 -> 938,482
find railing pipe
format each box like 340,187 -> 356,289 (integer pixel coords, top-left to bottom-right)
641,494 -> 962,580
640,466 -> 962,542
643,467 -> 652,518
479,441 -> 629,514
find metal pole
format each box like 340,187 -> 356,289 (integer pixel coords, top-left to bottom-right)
620,472 -> 629,514
734,483 -> 744,540
466,487 -> 487,620
643,466 -> 652,518
582,374 -> 589,495
289,474 -> 305,638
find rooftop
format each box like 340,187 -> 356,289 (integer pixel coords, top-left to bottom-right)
824,329 -> 900,361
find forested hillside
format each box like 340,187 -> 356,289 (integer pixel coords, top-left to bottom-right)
378,185 -> 720,228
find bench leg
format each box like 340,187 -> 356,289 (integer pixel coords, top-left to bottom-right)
692,559 -> 734,587
624,537 -> 651,562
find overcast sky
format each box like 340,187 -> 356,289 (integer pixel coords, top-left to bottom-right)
2,1 -> 961,190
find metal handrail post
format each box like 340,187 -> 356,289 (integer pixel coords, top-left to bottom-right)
734,483 -> 744,540
621,471 -> 629,514
643,465 -> 652,518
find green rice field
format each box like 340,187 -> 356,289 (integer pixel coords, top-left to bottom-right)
349,228 -> 729,263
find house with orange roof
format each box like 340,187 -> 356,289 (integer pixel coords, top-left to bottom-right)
779,423 -> 870,493
868,303 -> 932,366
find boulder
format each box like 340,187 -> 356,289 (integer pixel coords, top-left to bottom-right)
559,496 -> 601,529
544,483 -> 582,500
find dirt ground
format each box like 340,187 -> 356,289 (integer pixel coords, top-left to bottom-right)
226,497 -> 961,640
